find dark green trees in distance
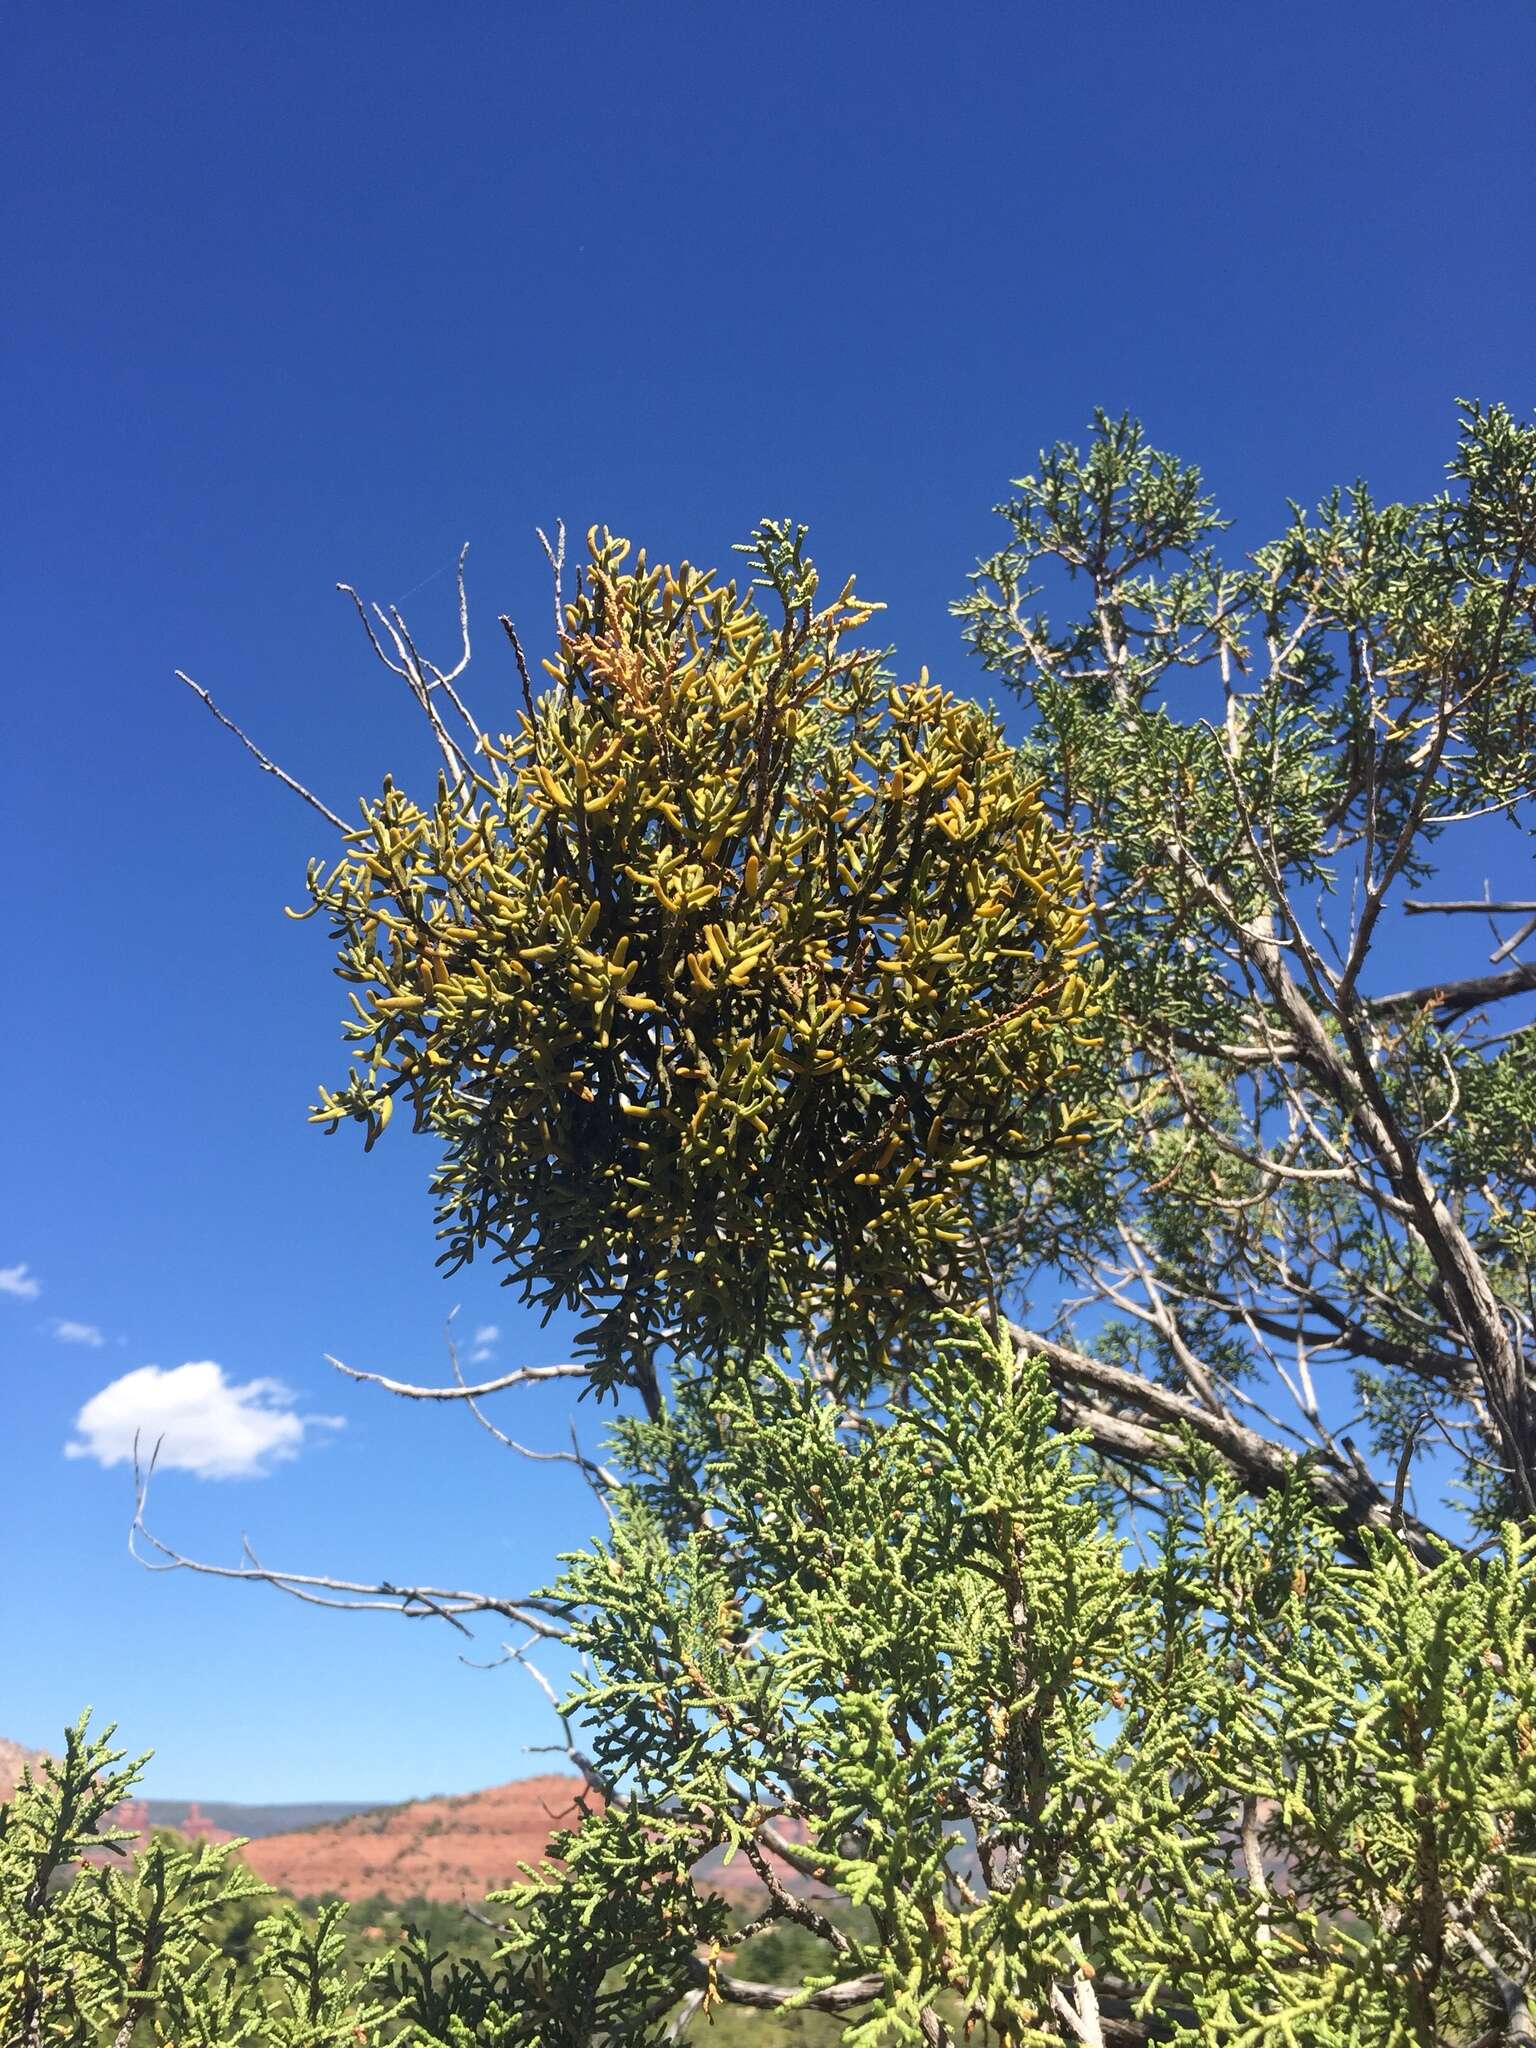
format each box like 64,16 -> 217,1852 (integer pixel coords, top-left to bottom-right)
52,401 -> 1536,2043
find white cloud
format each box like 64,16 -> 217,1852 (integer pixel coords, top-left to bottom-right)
65,1362 -> 342,1480
0,1263 -> 41,1301
54,1319 -> 105,1347
472,1324 -> 500,1346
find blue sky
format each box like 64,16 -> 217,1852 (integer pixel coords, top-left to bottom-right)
3,0 -> 1533,1803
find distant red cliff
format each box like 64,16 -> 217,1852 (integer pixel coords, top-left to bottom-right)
238,1776 -> 599,1902
3,1736 -> 825,1908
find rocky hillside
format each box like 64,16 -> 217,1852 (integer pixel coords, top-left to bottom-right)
238,1776 -> 597,1903
4,1736 -> 823,1908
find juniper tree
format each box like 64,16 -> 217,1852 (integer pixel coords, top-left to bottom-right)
953,401 -> 1536,1537
123,401 -> 1536,2041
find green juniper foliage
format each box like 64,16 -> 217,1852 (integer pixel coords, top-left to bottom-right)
0,1719 -> 536,2047
953,402 -> 1536,1535
101,399 -> 1536,2041
473,1329 -> 1536,2046
0,1715 -> 376,2046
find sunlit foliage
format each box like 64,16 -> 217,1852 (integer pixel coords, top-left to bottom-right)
488,1333 -> 1536,2045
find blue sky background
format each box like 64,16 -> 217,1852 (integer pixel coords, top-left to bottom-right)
3,0 -> 1533,1803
